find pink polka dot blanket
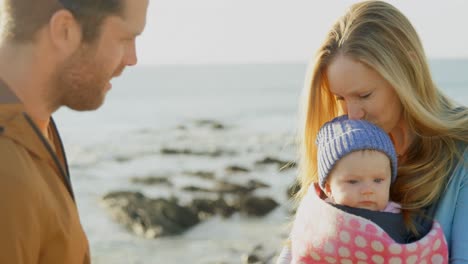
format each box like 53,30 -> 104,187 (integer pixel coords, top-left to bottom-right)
291,185 -> 448,264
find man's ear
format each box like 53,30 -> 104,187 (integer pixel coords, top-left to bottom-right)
48,10 -> 82,56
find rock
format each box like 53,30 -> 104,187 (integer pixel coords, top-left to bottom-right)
130,176 -> 172,186
160,148 -> 192,155
183,170 -> 216,180
241,244 -> 274,264
182,186 -> 214,193
246,179 -> 270,189
255,156 -> 297,171
182,179 -> 268,195
225,165 -> 250,174
101,191 -> 199,238
161,147 -> 234,157
194,119 -> 226,130
241,254 -> 262,264
214,180 -> 256,194
189,198 -> 237,219
114,155 -> 132,163
254,156 -> 285,166
239,196 -> 279,217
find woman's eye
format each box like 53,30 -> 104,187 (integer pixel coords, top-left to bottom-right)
360,92 -> 372,99
347,180 -> 358,184
335,96 -> 345,101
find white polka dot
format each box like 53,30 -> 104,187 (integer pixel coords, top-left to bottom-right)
422,247 -> 431,257
371,255 -> 384,264
338,246 -> 350,257
324,242 -> 335,254
355,236 -> 367,248
431,254 -> 444,264
340,231 -> 350,243
325,256 -> 337,263
389,244 -> 402,254
433,239 -> 441,250
406,243 -> 418,252
310,251 -> 321,261
389,257 -> 402,264
420,260 -> 428,264
420,237 -> 429,245
406,255 -> 418,264
371,241 -> 384,252
429,229 -> 437,237
355,251 -> 368,260
340,259 -> 352,264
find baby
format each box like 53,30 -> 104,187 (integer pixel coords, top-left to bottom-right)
289,116 -> 448,263
316,115 -> 400,213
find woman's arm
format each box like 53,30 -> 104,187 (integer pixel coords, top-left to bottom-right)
449,148 -> 468,263
436,145 -> 468,263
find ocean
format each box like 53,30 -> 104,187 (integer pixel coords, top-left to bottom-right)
54,60 -> 468,264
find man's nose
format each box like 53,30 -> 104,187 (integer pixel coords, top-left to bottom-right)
124,40 -> 138,66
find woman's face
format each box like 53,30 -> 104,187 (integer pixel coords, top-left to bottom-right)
326,55 -> 403,133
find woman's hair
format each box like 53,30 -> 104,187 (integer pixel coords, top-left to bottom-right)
296,0 -> 468,232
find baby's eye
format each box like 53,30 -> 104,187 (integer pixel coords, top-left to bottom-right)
374,178 -> 384,183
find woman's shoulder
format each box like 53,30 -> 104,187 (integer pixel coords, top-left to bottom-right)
445,140 -> 467,185
455,140 -> 468,163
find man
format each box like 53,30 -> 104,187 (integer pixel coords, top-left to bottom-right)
0,0 -> 149,262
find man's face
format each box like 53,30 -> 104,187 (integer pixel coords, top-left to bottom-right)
57,0 -> 149,111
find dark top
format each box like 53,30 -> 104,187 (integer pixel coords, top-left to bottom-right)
331,204 -> 432,243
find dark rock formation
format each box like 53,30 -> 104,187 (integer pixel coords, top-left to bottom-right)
101,191 -> 199,238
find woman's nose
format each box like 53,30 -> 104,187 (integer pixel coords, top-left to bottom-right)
346,103 -> 365,120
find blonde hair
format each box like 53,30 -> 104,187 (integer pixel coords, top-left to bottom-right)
296,0 -> 468,231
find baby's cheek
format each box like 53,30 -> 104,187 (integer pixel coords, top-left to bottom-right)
334,193 -> 357,207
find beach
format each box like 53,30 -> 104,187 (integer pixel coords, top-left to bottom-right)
53,60 -> 468,264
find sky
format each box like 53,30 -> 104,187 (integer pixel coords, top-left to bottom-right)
137,0 -> 468,65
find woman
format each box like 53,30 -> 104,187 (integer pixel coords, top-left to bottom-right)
277,0 -> 468,262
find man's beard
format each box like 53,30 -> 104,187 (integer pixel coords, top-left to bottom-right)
52,46 -> 113,112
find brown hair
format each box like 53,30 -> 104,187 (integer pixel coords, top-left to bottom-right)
0,0 -> 124,43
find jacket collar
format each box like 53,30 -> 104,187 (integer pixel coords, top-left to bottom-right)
0,79 -> 75,200
0,79 -> 54,162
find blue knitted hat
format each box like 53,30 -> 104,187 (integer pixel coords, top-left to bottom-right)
316,115 -> 398,189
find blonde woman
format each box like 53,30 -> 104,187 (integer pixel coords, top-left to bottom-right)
277,0 -> 468,263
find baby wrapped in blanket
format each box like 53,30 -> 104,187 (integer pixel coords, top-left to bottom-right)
291,116 -> 448,263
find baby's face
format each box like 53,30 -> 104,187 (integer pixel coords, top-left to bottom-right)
324,150 -> 392,211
